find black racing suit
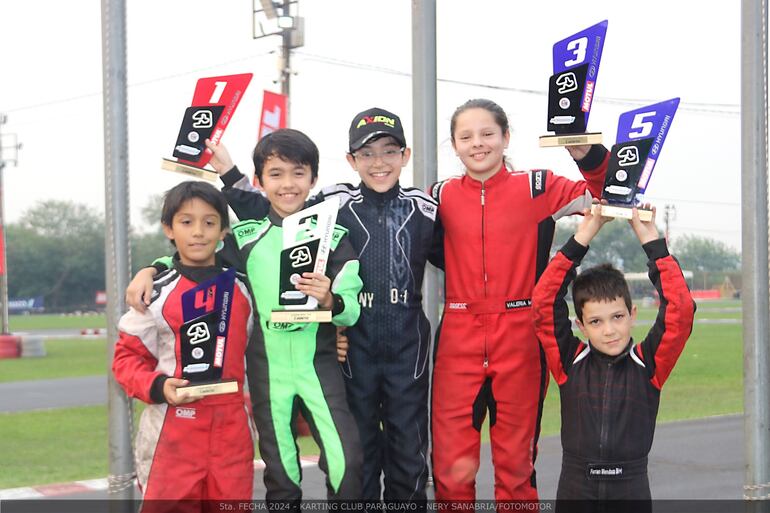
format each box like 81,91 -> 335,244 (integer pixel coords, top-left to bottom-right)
532,237 -> 696,512
220,167 -> 442,503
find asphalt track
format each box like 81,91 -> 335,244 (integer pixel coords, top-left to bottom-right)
0,372 -> 744,500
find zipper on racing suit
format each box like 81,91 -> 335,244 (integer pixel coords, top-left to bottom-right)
598,360 -> 614,499
481,184 -> 488,369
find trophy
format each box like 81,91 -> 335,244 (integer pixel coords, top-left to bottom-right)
270,197 -> 341,324
539,20 -> 607,147
594,98 -> 680,221
162,73 -> 253,181
176,269 -> 239,398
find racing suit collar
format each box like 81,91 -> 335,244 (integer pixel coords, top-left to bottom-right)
462,162 -> 508,188
268,206 -> 285,226
360,181 -> 400,203
589,338 -> 635,364
172,253 -> 224,283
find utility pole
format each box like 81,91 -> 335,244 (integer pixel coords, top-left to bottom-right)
741,0 -> 770,501
0,115 -> 22,335
663,204 -> 676,243
253,0 -> 304,125
101,0 -> 134,507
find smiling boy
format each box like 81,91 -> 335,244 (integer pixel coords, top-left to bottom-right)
128,130 -> 364,505
532,204 -> 696,511
207,108 -> 440,504
113,182 -> 257,511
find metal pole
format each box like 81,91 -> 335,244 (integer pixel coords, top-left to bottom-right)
412,0 -> 439,330
0,132 -> 8,335
281,0 -> 291,124
101,0 -> 135,505
742,0 -> 770,501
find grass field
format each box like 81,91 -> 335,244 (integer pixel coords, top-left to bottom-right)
0,338 -> 108,383
0,307 -> 743,489
0,405 -> 320,489
9,313 -> 106,332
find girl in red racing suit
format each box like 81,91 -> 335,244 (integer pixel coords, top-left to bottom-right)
429,99 -> 609,501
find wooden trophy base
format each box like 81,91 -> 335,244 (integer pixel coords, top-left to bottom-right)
592,203 -> 653,221
177,378 -> 238,399
539,132 -> 603,148
161,158 -> 218,182
270,309 -> 333,323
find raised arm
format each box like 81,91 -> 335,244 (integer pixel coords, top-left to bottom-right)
629,207 -> 697,389
533,204 -> 613,383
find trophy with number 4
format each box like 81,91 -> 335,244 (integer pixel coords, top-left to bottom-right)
271,197 -> 341,324
162,73 -> 252,181
594,98 -> 680,221
540,20 -> 607,147
176,269 -> 239,399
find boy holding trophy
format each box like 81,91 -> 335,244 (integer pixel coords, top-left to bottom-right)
128,129 -> 364,505
113,181 -> 258,510
532,203 -> 695,510
209,107 -> 441,504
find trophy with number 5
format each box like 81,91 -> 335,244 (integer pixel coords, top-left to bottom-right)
594,98 -> 680,221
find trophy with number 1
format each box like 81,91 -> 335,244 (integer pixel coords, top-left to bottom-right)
540,20 -> 607,147
162,73 -> 252,181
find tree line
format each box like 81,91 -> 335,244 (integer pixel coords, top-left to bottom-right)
6,199 -> 742,312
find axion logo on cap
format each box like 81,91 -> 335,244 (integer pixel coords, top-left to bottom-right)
356,115 -> 396,129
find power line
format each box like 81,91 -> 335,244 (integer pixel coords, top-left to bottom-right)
3,51 -> 275,114
295,51 -> 740,116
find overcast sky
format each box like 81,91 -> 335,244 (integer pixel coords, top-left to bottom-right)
0,1 -> 741,249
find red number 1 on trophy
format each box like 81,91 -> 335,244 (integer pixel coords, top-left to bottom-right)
163,73 -> 253,181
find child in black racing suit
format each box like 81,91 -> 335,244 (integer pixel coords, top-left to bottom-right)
532,203 -> 695,512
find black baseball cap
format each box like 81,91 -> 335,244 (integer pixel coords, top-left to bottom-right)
348,107 -> 406,153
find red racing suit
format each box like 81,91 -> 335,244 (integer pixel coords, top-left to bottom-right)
112,261 -> 257,511
428,145 -> 608,501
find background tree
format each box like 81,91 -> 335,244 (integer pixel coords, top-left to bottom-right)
672,234 -> 740,272
553,217 -> 655,272
7,200 -> 105,311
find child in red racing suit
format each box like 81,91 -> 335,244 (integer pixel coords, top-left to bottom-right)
113,182 -> 257,512
428,99 -> 608,501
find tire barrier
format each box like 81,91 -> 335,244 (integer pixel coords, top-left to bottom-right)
20,335 -> 46,358
0,335 -> 21,359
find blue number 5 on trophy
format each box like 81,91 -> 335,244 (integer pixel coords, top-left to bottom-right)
597,98 -> 680,221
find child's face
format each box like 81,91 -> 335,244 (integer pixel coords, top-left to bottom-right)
346,136 -> 410,193
260,155 -> 315,217
162,198 -> 225,267
451,108 -> 510,179
576,296 -> 637,356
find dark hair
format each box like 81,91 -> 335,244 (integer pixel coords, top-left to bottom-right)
572,263 -> 632,322
161,181 -> 229,230
252,128 -> 319,185
450,98 -> 510,142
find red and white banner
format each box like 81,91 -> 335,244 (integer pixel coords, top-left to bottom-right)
255,91 -> 288,186
258,91 -> 288,140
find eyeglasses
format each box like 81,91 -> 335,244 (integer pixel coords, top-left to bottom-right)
352,148 -> 405,164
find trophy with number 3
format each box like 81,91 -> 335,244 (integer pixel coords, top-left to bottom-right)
594,98 -> 680,221
540,21 -> 607,147
162,73 -> 253,181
